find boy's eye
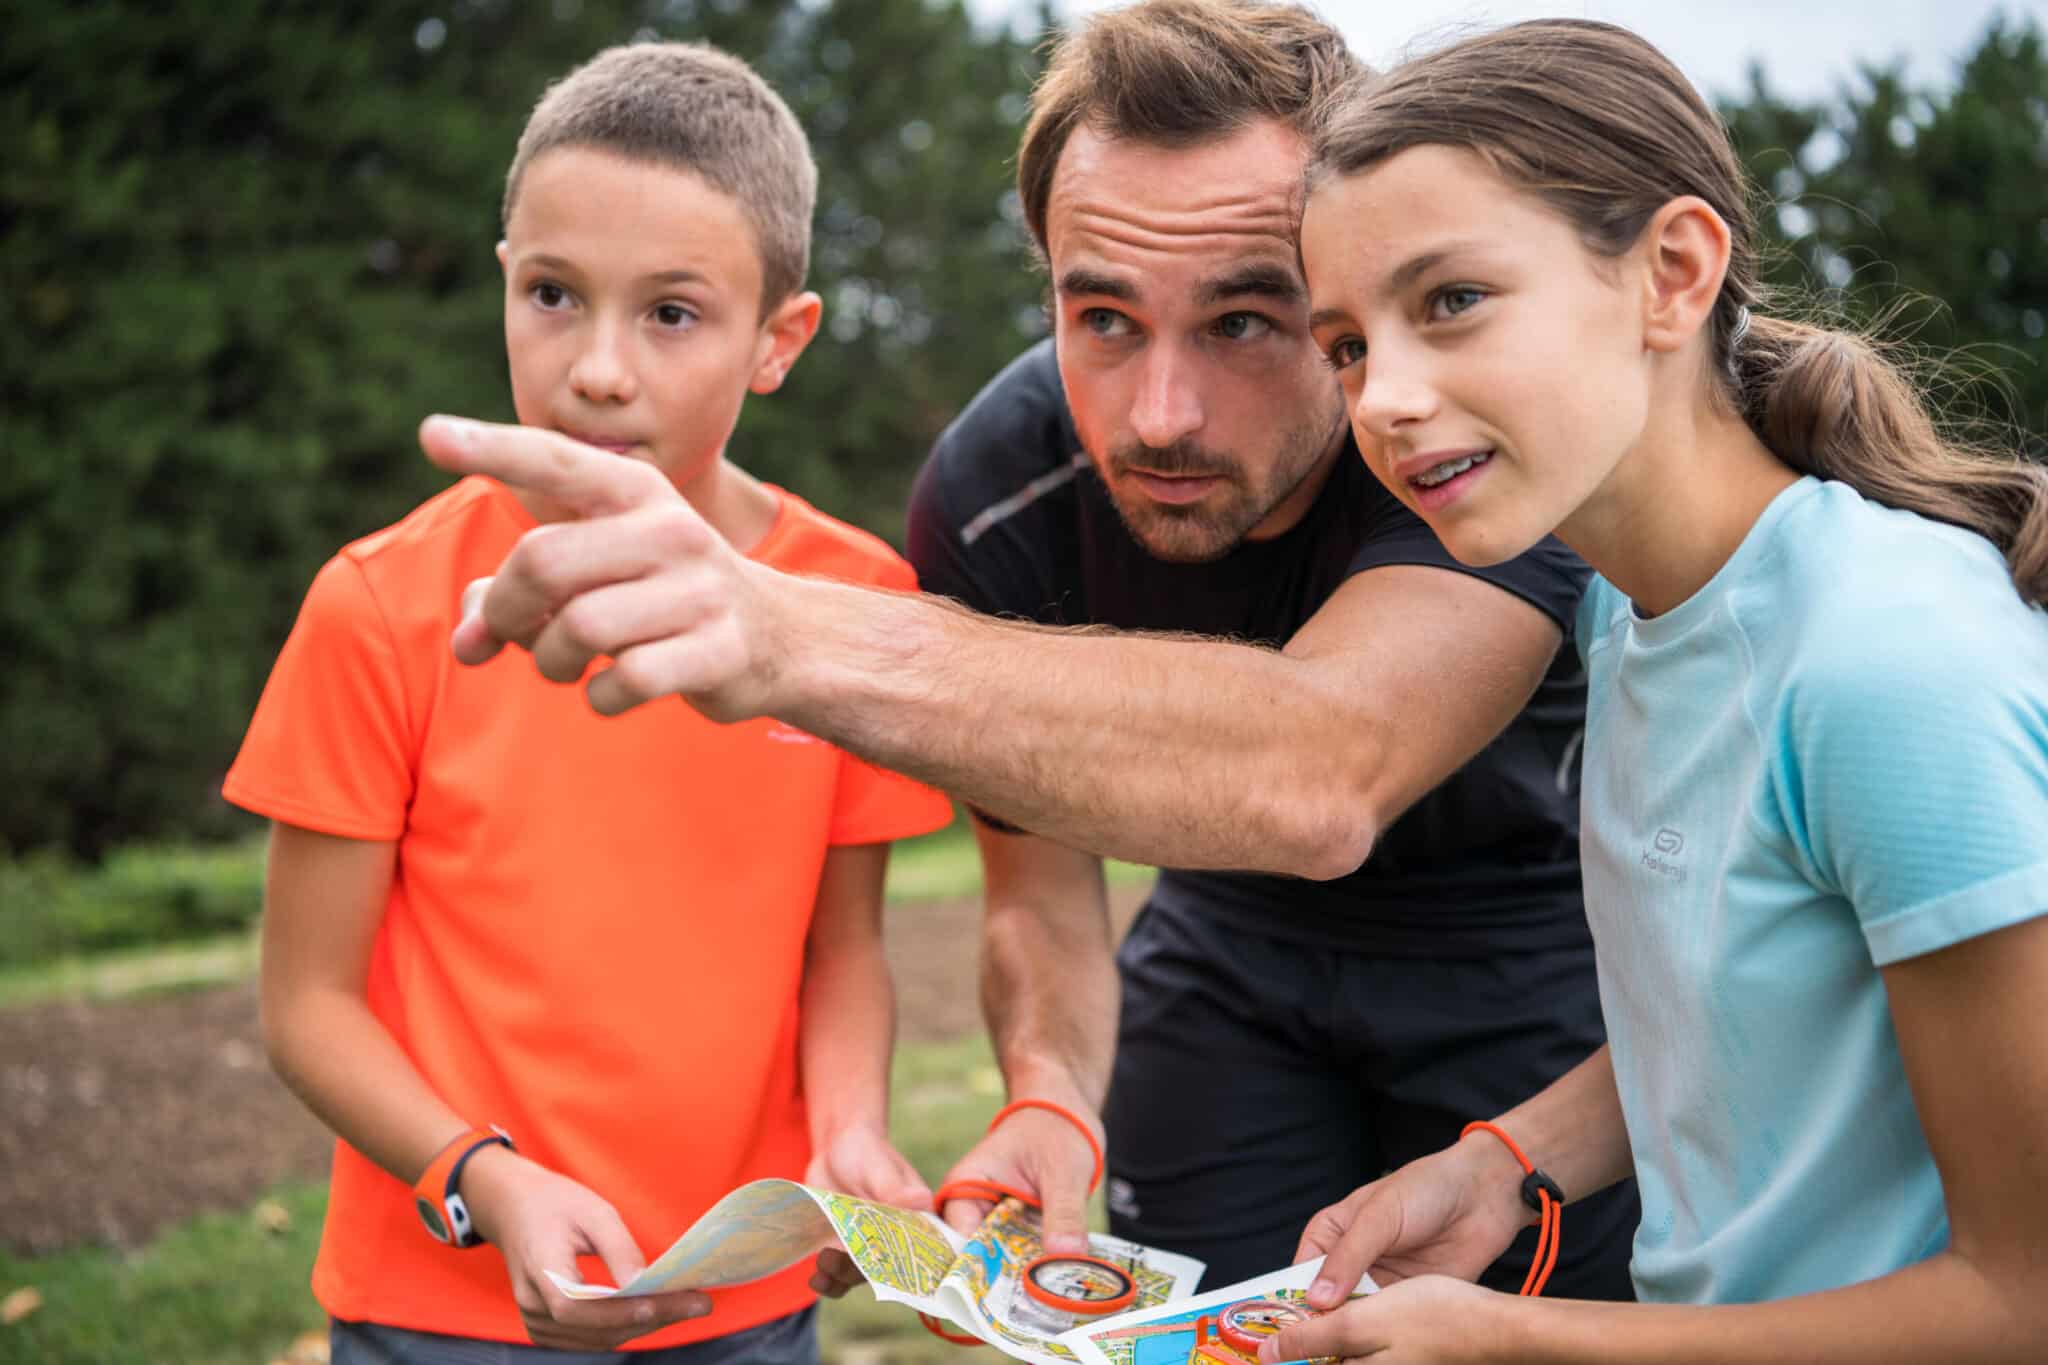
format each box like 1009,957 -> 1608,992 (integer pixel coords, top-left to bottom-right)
1080,308 -> 1133,339
1211,312 -> 1272,342
1428,286 -> 1486,320
531,282 -> 570,310
652,302 -> 698,329
1322,337 -> 1367,372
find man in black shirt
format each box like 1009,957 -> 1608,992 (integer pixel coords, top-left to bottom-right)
907,2 -> 1636,1297
423,0 -> 1637,1302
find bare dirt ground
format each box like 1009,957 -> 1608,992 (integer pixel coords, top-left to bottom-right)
0,887 -> 1149,1256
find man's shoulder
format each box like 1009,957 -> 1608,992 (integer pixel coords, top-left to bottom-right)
920,339 -> 1084,521
762,488 -> 919,591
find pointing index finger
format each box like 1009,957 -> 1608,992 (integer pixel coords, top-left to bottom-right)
419,416 -> 673,519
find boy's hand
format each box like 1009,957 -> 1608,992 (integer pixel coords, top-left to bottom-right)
461,1145 -> 712,1350
418,415 -> 791,723
804,1125 -> 934,1299
937,1099 -> 1101,1255
1293,1134 -> 1532,1311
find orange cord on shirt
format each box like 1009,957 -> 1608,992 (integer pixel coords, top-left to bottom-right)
917,1099 -> 1107,1345
1460,1120 -> 1563,1297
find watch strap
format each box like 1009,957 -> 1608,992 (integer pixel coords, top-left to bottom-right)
413,1124 -> 514,1248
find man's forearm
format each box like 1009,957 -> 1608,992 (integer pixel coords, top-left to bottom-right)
981,891 -> 1118,1113
770,574 -> 1386,875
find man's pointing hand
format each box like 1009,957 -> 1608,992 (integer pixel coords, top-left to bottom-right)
419,415 -> 787,722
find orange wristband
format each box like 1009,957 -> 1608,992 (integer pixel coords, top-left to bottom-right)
1460,1120 -> 1563,1296
990,1098 -> 1105,1195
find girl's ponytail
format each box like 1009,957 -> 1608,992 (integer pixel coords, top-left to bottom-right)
1732,314 -> 2048,605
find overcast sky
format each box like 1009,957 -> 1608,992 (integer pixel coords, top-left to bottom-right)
965,0 -> 2048,101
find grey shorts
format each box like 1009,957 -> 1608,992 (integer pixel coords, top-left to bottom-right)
329,1305 -> 818,1365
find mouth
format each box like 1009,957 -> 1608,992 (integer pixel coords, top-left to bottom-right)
562,431 -> 642,455
1125,469 -> 1227,506
1409,449 -> 1492,489
1400,448 -> 1494,511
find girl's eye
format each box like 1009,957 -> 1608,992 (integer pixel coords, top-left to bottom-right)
653,302 -> 697,329
532,282 -> 570,309
1212,312 -> 1272,342
1323,337 -> 1367,372
1430,286 -> 1486,320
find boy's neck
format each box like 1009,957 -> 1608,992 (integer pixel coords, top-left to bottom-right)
674,455 -> 782,556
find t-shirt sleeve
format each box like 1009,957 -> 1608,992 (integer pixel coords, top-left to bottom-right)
220,554 -> 416,839
1782,640 -> 2048,966
820,548 -> 957,846
827,751 -> 956,846
1347,487 -> 1591,635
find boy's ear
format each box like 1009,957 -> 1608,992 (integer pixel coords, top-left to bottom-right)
750,290 -> 823,395
495,240 -> 511,277
1639,196 -> 1731,357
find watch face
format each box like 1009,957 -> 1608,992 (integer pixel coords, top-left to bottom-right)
416,1195 -> 450,1243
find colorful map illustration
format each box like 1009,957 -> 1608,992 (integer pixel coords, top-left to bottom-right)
538,1178 -> 1375,1365
1059,1257 -> 1375,1365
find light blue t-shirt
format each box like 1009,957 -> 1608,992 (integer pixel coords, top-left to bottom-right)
1577,476 -> 2048,1304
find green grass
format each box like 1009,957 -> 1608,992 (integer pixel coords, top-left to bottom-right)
0,1035 -> 1018,1365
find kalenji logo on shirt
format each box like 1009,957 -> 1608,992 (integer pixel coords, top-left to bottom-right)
1641,827 -> 1687,882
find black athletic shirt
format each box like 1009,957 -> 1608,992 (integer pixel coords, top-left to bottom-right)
907,340 -> 1594,956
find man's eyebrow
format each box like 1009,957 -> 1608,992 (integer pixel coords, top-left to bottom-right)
1195,264 -> 1303,307
1056,268 -> 1138,301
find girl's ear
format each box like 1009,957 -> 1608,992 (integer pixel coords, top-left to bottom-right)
750,290 -> 823,395
1639,196 -> 1732,357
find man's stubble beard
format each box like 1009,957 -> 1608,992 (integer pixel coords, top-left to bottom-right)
1101,403 -> 1349,565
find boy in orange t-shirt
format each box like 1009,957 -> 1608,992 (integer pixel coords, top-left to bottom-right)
223,42 -> 953,1362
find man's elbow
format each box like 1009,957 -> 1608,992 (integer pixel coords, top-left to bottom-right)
1263,797 -> 1378,881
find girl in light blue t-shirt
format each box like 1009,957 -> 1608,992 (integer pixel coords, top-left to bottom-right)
1259,17 -> 2048,1365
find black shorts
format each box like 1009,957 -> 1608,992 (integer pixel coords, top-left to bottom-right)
1103,900 -> 1639,1298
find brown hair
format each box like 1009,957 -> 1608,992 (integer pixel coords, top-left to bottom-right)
1311,19 -> 2048,603
503,41 -> 816,313
1017,0 -> 1362,258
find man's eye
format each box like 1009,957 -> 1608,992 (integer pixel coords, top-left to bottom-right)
1081,308 -> 1131,338
1212,312 -> 1272,342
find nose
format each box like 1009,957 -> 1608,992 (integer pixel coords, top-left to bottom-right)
1128,342 -> 1204,450
1352,343 -> 1436,441
569,320 -> 638,405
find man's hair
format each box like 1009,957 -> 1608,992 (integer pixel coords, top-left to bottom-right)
503,41 -> 817,312
1016,0 -> 1363,258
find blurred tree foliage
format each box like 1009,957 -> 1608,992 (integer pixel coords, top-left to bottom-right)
2,0 -> 1049,855
3,7 -> 2043,857
1726,15 -> 2047,447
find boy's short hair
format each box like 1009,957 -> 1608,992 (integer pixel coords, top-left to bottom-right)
1016,0 -> 1363,259
503,41 -> 816,313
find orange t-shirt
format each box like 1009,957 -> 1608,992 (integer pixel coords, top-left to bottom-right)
223,476 -> 953,1347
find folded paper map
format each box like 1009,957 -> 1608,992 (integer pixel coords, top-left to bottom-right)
544,1178 -> 1206,1363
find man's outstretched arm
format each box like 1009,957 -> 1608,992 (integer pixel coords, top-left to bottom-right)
424,417 -> 1561,877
